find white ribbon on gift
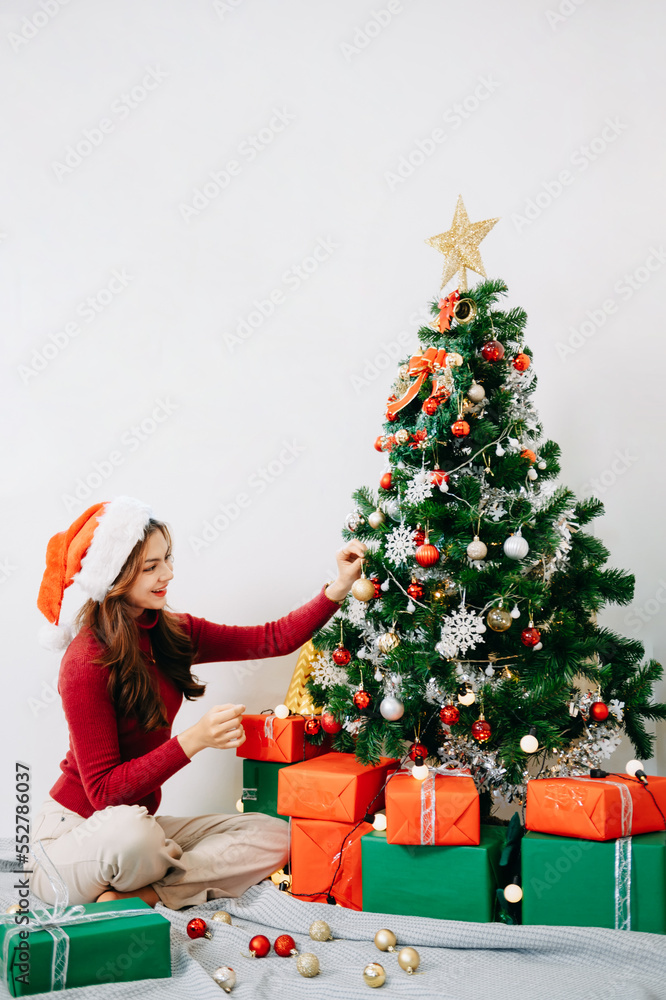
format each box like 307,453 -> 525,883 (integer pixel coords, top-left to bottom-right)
398,763 -> 471,846
0,841 -> 165,992
586,778 -> 633,931
263,715 -> 275,741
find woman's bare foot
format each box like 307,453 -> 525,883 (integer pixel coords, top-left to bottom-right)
96,885 -> 160,907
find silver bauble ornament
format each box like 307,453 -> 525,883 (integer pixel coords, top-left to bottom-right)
503,533 -> 529,560
212,966 -> 236,992
467,381 -> 486,403
296,953 -> 320,978
345,509 -> 364,531
467,536 -> 487,560
368,509 -> 385,529
384,498 -> 401,521
380,696 -> 404,721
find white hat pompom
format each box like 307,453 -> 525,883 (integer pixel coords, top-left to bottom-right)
38,621 -> 74,651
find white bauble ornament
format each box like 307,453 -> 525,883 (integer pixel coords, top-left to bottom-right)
537,460 -> 547,470
467,536 -> 487,560
212,966 -> 237,992
467,381 -> 486,403
368,509 -> 385,529
503,533 -> 529,560
380,696 -> 404,721
527,468 -> 538,481
510,605 -> 521,619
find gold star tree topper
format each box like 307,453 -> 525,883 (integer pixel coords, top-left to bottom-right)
426,195 -> 499,291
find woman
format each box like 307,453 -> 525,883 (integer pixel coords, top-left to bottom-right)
31,495 -> 365,909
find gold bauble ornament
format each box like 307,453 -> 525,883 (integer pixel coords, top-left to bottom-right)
374,928 -> 397,952
486,607 -> 512,632
398,363 -> 409,379
368,509 -> 385,529
377,631 -> 400,654
5,904 -> 21,916
296,953 -> 320,978
363,963 -> 387,988
212,966 -> 236,992
426,194 -> 500,291
351,576 -> 376,602
309,919 -> 332,941
446,352 -> 464,367
397,947 -> 421,974
211,910 -> 232,924
467,381 -> 486,403
395,429 -> 410,445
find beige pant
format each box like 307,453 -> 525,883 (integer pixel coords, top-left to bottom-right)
29,795 -> 289,910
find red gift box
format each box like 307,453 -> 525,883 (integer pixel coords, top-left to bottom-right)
526,774 -> 666,841
385,770 -> 480,845
277,752 -> 396,823
236,715 -> 331,763
289,817 -> 372,910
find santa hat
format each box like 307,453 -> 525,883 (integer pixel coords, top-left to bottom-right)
37,496 -> 154,650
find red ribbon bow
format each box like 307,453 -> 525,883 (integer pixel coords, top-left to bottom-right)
387,347 -> 448,418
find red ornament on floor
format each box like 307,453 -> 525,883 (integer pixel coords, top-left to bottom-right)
521,627 -> 541,647
304,717 -> 321,736
415,543 -> 440,567
332,644 -> 351,666
451,420 -> 470,437
471,718 -> 492,742
513,353 -> 531,371
439,704 -> 460,726
380,473 -> 393,490
590,700 -> 610,721
321,712 -> 342,734
353,690 -> 371,710
481,340 -> 505,362
274,934 -> 298,957
248,935 -> 271,958
408,741 -> 428,762
187,918 -> 212,940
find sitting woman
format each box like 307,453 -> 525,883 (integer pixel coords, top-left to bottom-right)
31,495 -> 364,909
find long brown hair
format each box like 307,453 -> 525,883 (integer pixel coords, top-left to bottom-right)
74,519 -> 205,730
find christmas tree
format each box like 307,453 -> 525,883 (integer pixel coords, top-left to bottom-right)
306,196 -> 666,812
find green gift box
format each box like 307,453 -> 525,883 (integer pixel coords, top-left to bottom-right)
522,830 -> 666,933
0,897 -> 171,996
361,825 -> 504,922
242,759 -> 291,819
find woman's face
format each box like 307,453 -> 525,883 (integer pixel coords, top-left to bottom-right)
125,530 -> 174,615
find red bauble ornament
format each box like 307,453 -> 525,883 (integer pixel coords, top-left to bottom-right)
407,581 -> 424,600
408,741 -> 428,762
590,700 -> 610,721
248,934 -> 271,958
353,690 -> 371,710
513,353 -> 531,372
304,717 -> 321,736
374,435 -> 385,452
187,918 -> 212,940
481,340 -> 505,362
413,528 -> 426,546
521,627 -> 541,647
371,576 -> 382,598
332,644 -> 351,666
274,934 -> 297,958
451,420 -> 470,437
422,397 -> 440,416
430,468 -> 449,487
415,543 -> 440,567
520,448 -> 537,464
439,704 -> 460,726
386,411 -> 397,422
380,472 -> 393,490
471,718 -> 492,742
321,711 -> 342,734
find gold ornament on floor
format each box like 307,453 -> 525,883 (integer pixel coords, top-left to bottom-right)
211,910 -> 232,924
296,953 -> 321,978
352,572 -> 376,602
363,963 -> 387,988
377,630 -> 400,654
374,928 -> 397,952
212,966 -> 236,992
309,919 -> 333,941
397,947 -> 421,974
426,194 -> 499,292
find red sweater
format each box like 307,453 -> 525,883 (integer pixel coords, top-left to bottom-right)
50,588 -> 339,818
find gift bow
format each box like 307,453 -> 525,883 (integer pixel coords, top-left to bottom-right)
387,348 -> 448,418
0,841 -> 164,991
435,290 -> 460,333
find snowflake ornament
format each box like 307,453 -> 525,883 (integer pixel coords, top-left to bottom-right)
310,652 -> 349,689
437,602 -> 487,657
342,596 -> 368,627
385,523 -> 416,566
405,469 -> 434,505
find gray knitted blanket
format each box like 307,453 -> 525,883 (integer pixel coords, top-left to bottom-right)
1,852 -> 665,999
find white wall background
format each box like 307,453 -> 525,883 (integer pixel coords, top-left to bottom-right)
1,0 -> 665,830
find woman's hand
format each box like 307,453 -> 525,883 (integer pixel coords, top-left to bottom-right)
324,540 -> 367,603
178,704 -> 247,759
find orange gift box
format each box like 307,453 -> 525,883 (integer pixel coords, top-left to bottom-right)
236,715 -> 331,763
526,775 -> 666,841
289,817 -> 372,910
385,771 -> 480,845
277,752 -> 396,823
